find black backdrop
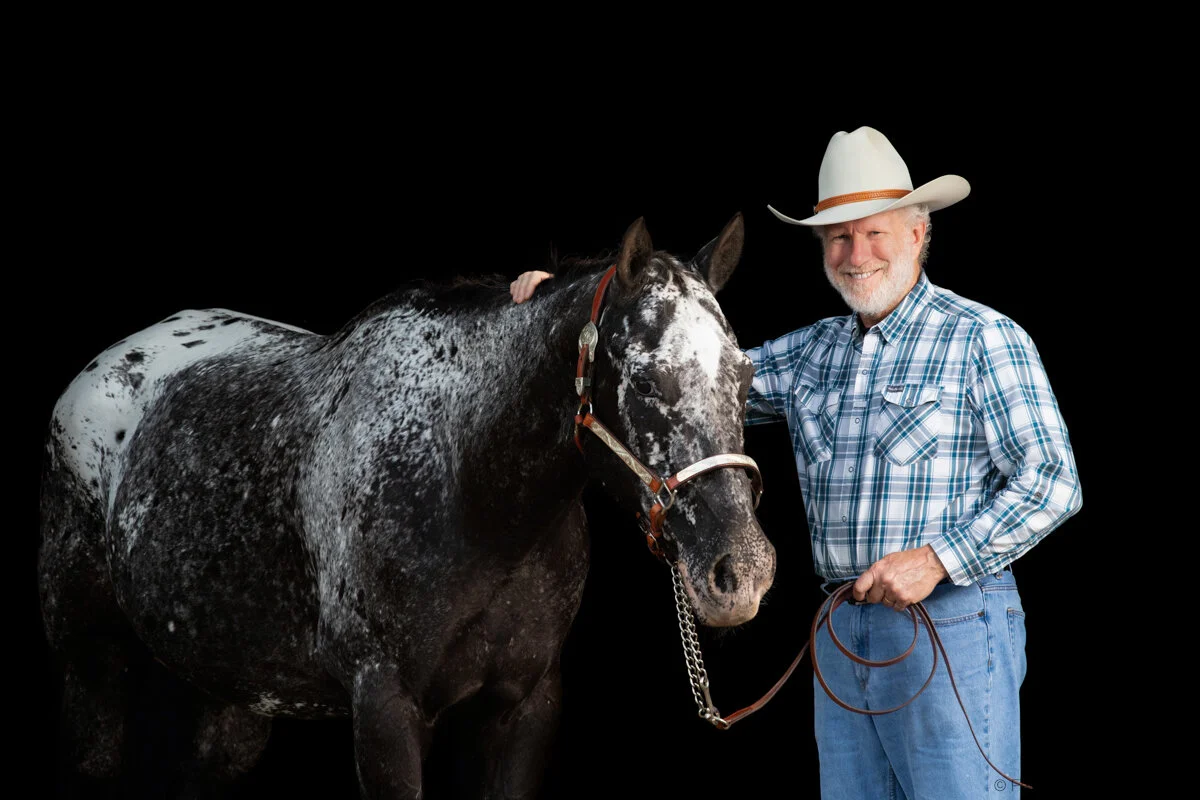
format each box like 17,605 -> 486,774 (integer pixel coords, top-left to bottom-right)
21,59 -> 1124,799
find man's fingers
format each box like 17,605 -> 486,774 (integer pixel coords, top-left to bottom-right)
512,275 -> 532,303
867,583 -> 888,605
852,573 -> 872,602
510,271 -> 552,304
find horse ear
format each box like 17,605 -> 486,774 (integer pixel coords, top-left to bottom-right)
691,212 -> 744,294
615,216 -> 654,300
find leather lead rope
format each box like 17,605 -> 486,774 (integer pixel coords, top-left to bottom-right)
711,581 -> 1030,791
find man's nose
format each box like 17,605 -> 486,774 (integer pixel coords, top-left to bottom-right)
850,234 -> 872,266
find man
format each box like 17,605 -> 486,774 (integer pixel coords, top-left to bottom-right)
511,126 -> 1082,798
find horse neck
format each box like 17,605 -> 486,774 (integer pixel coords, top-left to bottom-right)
467,270 -> 608,456
462,271 -> 611,534
367,271 -> 610,522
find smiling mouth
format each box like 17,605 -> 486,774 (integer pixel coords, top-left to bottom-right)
843,268 -> 882,281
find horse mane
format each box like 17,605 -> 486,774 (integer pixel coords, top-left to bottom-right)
326,247 -> 685,345
418,249 -> 623,297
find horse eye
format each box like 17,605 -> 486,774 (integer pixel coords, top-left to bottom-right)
633,378 -> 658,397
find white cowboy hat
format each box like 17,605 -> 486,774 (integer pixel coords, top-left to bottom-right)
768,126 -> 971,227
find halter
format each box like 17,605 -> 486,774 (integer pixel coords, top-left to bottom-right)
571,265 -> 763,561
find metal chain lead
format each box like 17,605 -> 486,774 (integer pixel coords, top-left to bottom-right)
671,563 -> 726,727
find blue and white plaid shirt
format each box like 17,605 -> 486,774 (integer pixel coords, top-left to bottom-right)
745,271 -> 1082,586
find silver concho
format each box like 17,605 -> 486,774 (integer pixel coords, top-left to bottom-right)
578,321 -> 599,363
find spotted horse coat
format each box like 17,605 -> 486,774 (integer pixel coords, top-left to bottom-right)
38,215 -> 775,799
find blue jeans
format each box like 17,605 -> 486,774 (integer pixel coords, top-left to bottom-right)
813,570 -> 1027,799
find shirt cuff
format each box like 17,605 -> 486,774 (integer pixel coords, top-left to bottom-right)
929,534 -> 979,587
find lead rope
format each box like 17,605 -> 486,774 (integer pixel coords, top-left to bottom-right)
669,567 -> 1030,790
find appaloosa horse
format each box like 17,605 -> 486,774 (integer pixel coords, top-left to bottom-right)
38,215 -> 774,798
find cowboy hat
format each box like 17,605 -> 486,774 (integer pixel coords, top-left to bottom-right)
768,126 -> 970,227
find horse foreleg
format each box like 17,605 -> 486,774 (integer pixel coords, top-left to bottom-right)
352,667 -> 430,800
477,667 -> 563,800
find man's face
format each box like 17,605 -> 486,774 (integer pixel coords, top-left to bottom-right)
821,208 -> 924,326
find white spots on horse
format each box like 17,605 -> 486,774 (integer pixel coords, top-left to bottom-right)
115,492 -> 153,555
249,693 -> 285,716
617,264 -> 747,483
304,293 -> 584,650
608,262 -> 772,624
50,309 -> 316,516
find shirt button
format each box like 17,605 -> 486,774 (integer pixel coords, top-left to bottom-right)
861,369 -> 868,374
854,417 -> 861,424
841,515 -> 848,522
847,466 -> 854,474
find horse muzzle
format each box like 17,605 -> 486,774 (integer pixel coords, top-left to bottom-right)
677,532 -> 776,627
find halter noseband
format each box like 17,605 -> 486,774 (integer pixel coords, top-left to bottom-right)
572,265 -> 764,560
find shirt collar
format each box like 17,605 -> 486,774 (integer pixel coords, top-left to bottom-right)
852,269 -> 932,345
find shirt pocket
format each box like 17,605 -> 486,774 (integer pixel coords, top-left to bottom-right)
874,384 -> 940,467
792,384 -> 839,468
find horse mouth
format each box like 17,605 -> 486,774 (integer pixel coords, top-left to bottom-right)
698,597 -> 763,628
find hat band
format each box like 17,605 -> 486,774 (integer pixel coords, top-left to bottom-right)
814,189 -> 911,214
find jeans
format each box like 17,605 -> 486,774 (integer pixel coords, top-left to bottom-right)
813,570 -> 1026,799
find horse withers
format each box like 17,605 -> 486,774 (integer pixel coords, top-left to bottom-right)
38,214 -> 775,798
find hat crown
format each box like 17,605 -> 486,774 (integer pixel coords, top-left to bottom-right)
818,126 -> 915,201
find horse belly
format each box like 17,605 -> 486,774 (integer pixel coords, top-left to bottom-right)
114,485 -> 350,717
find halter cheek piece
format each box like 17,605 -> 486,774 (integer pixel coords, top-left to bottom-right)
572,265 -> 763,561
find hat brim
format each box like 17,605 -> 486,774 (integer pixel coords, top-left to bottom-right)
768,175 -> 971,227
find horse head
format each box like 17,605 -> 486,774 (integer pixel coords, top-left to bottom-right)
582,214 -> 775,626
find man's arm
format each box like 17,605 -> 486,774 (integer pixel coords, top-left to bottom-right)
928,317 -> 1083,586
744,336 -> 802,426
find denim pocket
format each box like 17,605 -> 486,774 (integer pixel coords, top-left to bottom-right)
875,384 -> 940,467
923,582 -> 985,627
1007,607 -> 1027,681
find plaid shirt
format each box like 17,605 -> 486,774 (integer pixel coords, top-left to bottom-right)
745,271 -> 1082,586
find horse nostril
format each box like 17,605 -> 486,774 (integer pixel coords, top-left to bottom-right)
713,554 -> 739,595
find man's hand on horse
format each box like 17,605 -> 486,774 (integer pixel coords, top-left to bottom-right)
510,271 -> 553,304
852,545 -> 949,612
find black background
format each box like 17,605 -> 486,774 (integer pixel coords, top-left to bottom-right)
20,41 -> 1132,799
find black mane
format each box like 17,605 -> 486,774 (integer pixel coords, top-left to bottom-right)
415,249 -> 623,299
329,247 -> 692,345
332,250 -> 622,332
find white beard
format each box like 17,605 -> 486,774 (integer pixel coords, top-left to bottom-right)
824,241 -> 920,322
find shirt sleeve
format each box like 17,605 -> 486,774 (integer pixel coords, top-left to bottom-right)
929,318 -> 1083,585
744,329 -> 808,427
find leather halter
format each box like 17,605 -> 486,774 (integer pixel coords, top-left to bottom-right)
572,265 -> 764,560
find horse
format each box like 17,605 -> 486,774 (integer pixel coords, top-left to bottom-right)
37,213 -> 775,799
